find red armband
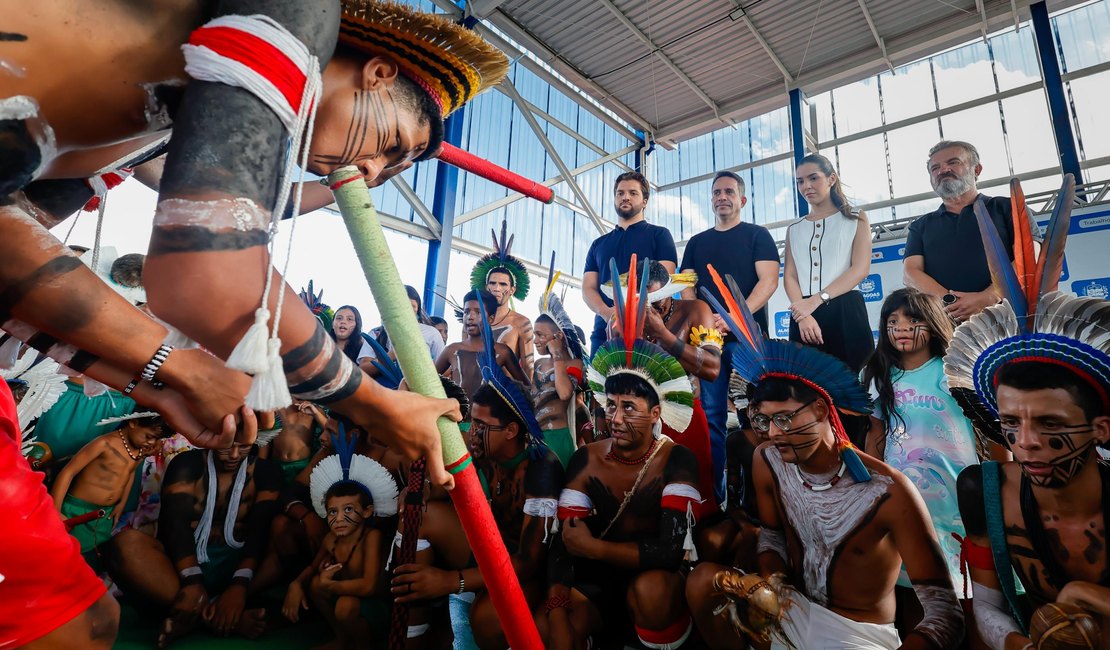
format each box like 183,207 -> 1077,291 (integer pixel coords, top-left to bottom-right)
953,532 -> 995,599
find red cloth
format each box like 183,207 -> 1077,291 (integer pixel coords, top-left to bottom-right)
662,398 -> 719,519
0,380 -> 106,647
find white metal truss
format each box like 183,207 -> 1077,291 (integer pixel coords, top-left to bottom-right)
726,1 -> 795,84
499,78 -> 609,234
597,0 -> 723,120
975,0 -> 990,44
855,0 -> 895,74
389,177 -> 441,238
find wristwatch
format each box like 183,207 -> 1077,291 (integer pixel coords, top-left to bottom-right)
819,291 -> 831,305
942,292 -> 957,306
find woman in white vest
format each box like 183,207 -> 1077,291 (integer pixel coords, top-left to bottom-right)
783,154 -> 875,374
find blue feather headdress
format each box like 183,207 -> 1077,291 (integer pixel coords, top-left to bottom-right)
360,333 -> 403,389
698,265 -> 872,482
945,175 -> 1110,444
476,296 -> 547,457
537,251 -> 586,364
309,422 -> 399,518
586,255 -> 694,432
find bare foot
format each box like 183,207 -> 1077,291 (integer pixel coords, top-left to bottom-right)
236,608 -> 267,640
157,608 -> 199,649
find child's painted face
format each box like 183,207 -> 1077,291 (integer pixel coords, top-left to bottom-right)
533,321 -> 558,352
325,493 -> 371,537
886,307 -> 931,355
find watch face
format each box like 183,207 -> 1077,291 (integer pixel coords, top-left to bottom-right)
942,293 -> 957,305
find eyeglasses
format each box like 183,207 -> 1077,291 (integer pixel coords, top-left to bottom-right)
749,399 -> 817,433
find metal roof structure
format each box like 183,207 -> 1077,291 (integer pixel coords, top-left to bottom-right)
449,0 -> 1085,146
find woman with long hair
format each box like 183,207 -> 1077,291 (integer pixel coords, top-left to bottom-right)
783,153 -> 875,373
861,288 -> 987,642
329,304 -> 371,363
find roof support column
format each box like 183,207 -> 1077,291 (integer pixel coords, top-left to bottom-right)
424,109 -> 466,317
1030,1 -> 1083,184
789,88 -> 809,217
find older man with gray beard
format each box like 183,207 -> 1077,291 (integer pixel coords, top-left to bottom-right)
903,140 -> 1039,322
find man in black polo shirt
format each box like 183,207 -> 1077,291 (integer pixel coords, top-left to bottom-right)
680,171 -> 780,501
581,171 -> 677,355
904,140 -> 1039,322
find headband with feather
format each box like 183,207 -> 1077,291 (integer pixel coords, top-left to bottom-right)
587,255 -> 694,432
537,251 -> 585,363
309,423 -> 399,518
470,219 -> 530,301
600,270 -> 698,304
476,296 -> 547,457
299,280 -> 335,333
698,264 -> 872,483
944,175 -> 1110,445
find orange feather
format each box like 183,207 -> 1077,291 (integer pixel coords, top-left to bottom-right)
707,264 -> 756,347
1010,178 -> 1038,305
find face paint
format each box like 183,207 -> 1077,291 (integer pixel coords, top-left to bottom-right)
0,96 -> 57,181
1004,422 -> 1097,488
153,197 -> 269,232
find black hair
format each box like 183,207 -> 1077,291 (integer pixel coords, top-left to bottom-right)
462,289 -> 498,318
429,316 -> 448,328
862,288 -> 954,434
129,415 -> 173,439
329,304 -> 365,362
471,383 -> 527,432
712,170 -> 746,195
638,259 -> 671,289
613,171 -> 650,201
6,379 -> 28,404
485,266 -> 516,288
110,253 -> 145,288
324,480 -> 373,509
996,361 -> 1107,421
405,285 -> 433,325
748,376 -> 821,410
604,373 -> 660,408
393,74 -> 444,162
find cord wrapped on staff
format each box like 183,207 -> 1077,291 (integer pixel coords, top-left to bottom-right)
327,166 -> 542,650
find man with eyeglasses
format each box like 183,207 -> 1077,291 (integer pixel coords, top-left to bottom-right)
686,374 -> 962,648
106,433 -> 283,647
390,382 -> 564,649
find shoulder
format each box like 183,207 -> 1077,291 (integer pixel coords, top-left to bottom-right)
664,442 -> 699,474
524,449 -> 566,495
564,444 -> 595,480
509,311 -> 532,327
165,449 -> 206,482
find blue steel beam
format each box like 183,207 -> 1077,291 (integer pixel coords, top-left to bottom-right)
788,88 -> 808,217
1030,1 -> 1084,184
424,110 -> 466,317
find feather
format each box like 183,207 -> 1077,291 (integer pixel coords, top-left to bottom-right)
1033,174 -> 1075,308
477,294 -> 546,455
1009,178 -> 1038,306
973,198 -> 1029,330
361,333 -> 403,389
706,265 -> 761,350
309,425 -> 399,519
608,257 -> 626,345
633,257 -> 651,346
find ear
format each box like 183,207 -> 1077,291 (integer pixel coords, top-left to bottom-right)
738,195 -> 748,209
359,56 -> 400,92
813,397 -> 831,421
973,162 -> 983,178
504,421 -> 520,441
1091,415 -> 1110,447
650,404 -> 662,422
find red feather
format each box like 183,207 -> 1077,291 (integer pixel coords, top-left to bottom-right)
1010,178 -> 1038,305
625,254 -> 639,367
707,264 -> 756,347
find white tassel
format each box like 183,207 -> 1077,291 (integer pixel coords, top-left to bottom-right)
226,307 -> 271,374
245,338 -> 291,411
683,501 -> 698,563
0,336 -> 21,369
83,377 -> 108,398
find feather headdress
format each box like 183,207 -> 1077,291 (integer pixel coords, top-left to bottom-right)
587,255 -> 694,432
537,252 -> 585,363
944,175 -> 1110,444
309,423 -> 399,518
600,270 -> 698,303
698,265 -> 872,482
360,333 -> 404,390
0,345 -> 66,431
470,219 -> 530,301
299,280 -> 335,333
476,296 -> 547,457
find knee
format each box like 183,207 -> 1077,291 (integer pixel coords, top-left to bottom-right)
469,595 -> 504,649
88,593 -> 121,649
629,570 -> 684,620
334,596 -> 360,623
685,563 -> 720,610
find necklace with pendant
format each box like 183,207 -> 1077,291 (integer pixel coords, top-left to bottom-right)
793,461 -> 846,491
118,430 -> 144,461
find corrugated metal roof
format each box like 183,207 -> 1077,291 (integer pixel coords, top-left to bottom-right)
474,0 -> 1083,145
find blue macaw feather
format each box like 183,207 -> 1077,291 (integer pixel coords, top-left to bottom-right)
360,333 -> 402,389
608,257 -> 626,338
1035,174 -> 1075,314
973,198 -> 1029,330
634,257 -> 651,338
332,422 -> 356,481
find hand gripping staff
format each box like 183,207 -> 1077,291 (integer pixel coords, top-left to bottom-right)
326,166 -> 542,650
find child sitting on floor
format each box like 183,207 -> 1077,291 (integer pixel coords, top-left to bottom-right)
283,426 -> 399,649
50,411 -> 169,567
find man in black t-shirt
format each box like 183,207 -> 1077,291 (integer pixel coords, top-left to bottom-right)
904,140 -> 1039,322
581,171 -> 677,356
680,171 -> 779,502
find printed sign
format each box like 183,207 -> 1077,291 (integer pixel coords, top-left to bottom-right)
859,274 -> 883,302
1073,277 -> 1110,299
775,311 -> 791,338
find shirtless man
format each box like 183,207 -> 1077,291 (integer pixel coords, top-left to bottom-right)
539,371 -> 702,650
435,290 -> 527,409
956,361 -> 1110,649
108,439 -> 283,647
391,383 -> 564,649
686,375 -> 964,649
486,269 -> 535,381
